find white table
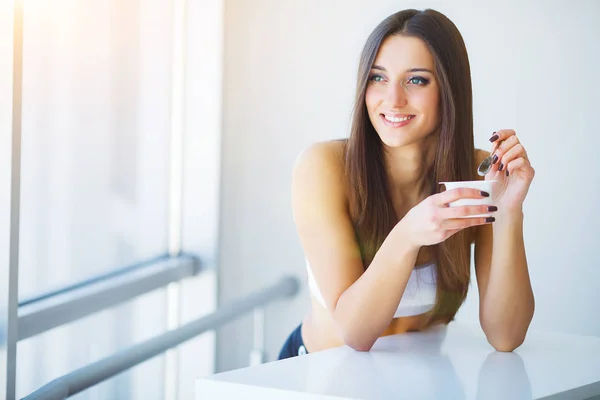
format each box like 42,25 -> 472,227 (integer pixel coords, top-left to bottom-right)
196,322 -> 600,399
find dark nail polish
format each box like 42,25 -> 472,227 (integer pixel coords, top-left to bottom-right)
488,206 -> 498,212
498,163 -> 504,172
480,191 -> 490,197
492,154 -> 499,164
485,217 -> 496,223
490,134 -> 499,143
506,170 -> 509,177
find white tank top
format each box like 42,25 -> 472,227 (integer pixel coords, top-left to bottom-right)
306,260 -> 437,318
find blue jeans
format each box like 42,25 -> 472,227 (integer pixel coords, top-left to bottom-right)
278,323 -> 309,360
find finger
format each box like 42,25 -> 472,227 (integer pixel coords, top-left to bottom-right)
442,216 -> 495,230
488,136 -> 504,157
436,187 -> 490,206
492,135 -> 519,171
440,204 -> 498,219
506,157 -> 535,178
489,129 -> 516,145
499,144 -> 525,173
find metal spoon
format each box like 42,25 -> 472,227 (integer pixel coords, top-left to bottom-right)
477,154 -> 494,176
477,142 -> 500,176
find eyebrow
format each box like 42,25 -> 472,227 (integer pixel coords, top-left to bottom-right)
371,65 -> 433,74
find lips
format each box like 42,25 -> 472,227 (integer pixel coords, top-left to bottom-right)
383,114 -> 414,123
380,113 -> 415,128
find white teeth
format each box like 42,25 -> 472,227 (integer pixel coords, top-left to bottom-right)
384,115 -> 413,123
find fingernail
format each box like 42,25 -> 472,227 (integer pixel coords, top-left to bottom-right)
492,154 -> 498,164
490,133 -> 499,143
488,206 -> 498,212
498,163 -> 504,172
506,170 -> 509,177
485,217 -> 496,223
480,191 -> 490,197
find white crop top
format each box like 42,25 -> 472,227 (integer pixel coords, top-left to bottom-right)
306,260 -> 437,318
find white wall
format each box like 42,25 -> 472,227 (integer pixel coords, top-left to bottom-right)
217,0 -> 600,372
177,0 -> 224,397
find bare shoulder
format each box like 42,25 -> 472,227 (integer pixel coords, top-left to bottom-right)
294,140 -> 345,173
291,140 -> 363,312
292,140 -> 347,203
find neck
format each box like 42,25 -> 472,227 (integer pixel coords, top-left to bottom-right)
384,134 -> 438,202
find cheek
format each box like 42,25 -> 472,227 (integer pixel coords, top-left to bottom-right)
412,89 -> 439,119
365,88 -> 377,113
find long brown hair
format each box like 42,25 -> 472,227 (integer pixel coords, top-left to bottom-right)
345,9 -> 475,326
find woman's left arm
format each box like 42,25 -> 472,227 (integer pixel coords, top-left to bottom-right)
473,129 -> 536,352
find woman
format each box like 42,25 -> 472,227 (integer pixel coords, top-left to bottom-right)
279,8 -> 535,359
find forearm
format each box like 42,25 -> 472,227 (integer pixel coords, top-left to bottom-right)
333,224 -> 419,351
480,209 -> 535,350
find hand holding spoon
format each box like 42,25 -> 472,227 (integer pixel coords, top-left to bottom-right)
477,140 -> 501,176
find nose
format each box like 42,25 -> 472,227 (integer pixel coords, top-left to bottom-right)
386,81 -> 408,108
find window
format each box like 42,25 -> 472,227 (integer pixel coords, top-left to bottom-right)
18,0 -> 171,299
3,0 -> 221,397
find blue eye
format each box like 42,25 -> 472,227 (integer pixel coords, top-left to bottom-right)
368,74 -> 384,83
407,76 -> 429,85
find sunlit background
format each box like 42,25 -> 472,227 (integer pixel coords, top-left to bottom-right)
2,0 -> 220,398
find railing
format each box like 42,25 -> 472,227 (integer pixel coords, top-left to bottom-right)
18,254 -> 200,341
21,275 -> 299,400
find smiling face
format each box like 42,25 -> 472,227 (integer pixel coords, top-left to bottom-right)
365,35 -> 440,148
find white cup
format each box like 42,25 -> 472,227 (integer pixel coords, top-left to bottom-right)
439,180 -> 497,218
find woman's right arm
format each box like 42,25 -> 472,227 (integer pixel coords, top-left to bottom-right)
292,142 -> 494,351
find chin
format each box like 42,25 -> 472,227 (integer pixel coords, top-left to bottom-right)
378,130 -> 419,148
380,137 -> 410,148
377,126 -> 434,149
